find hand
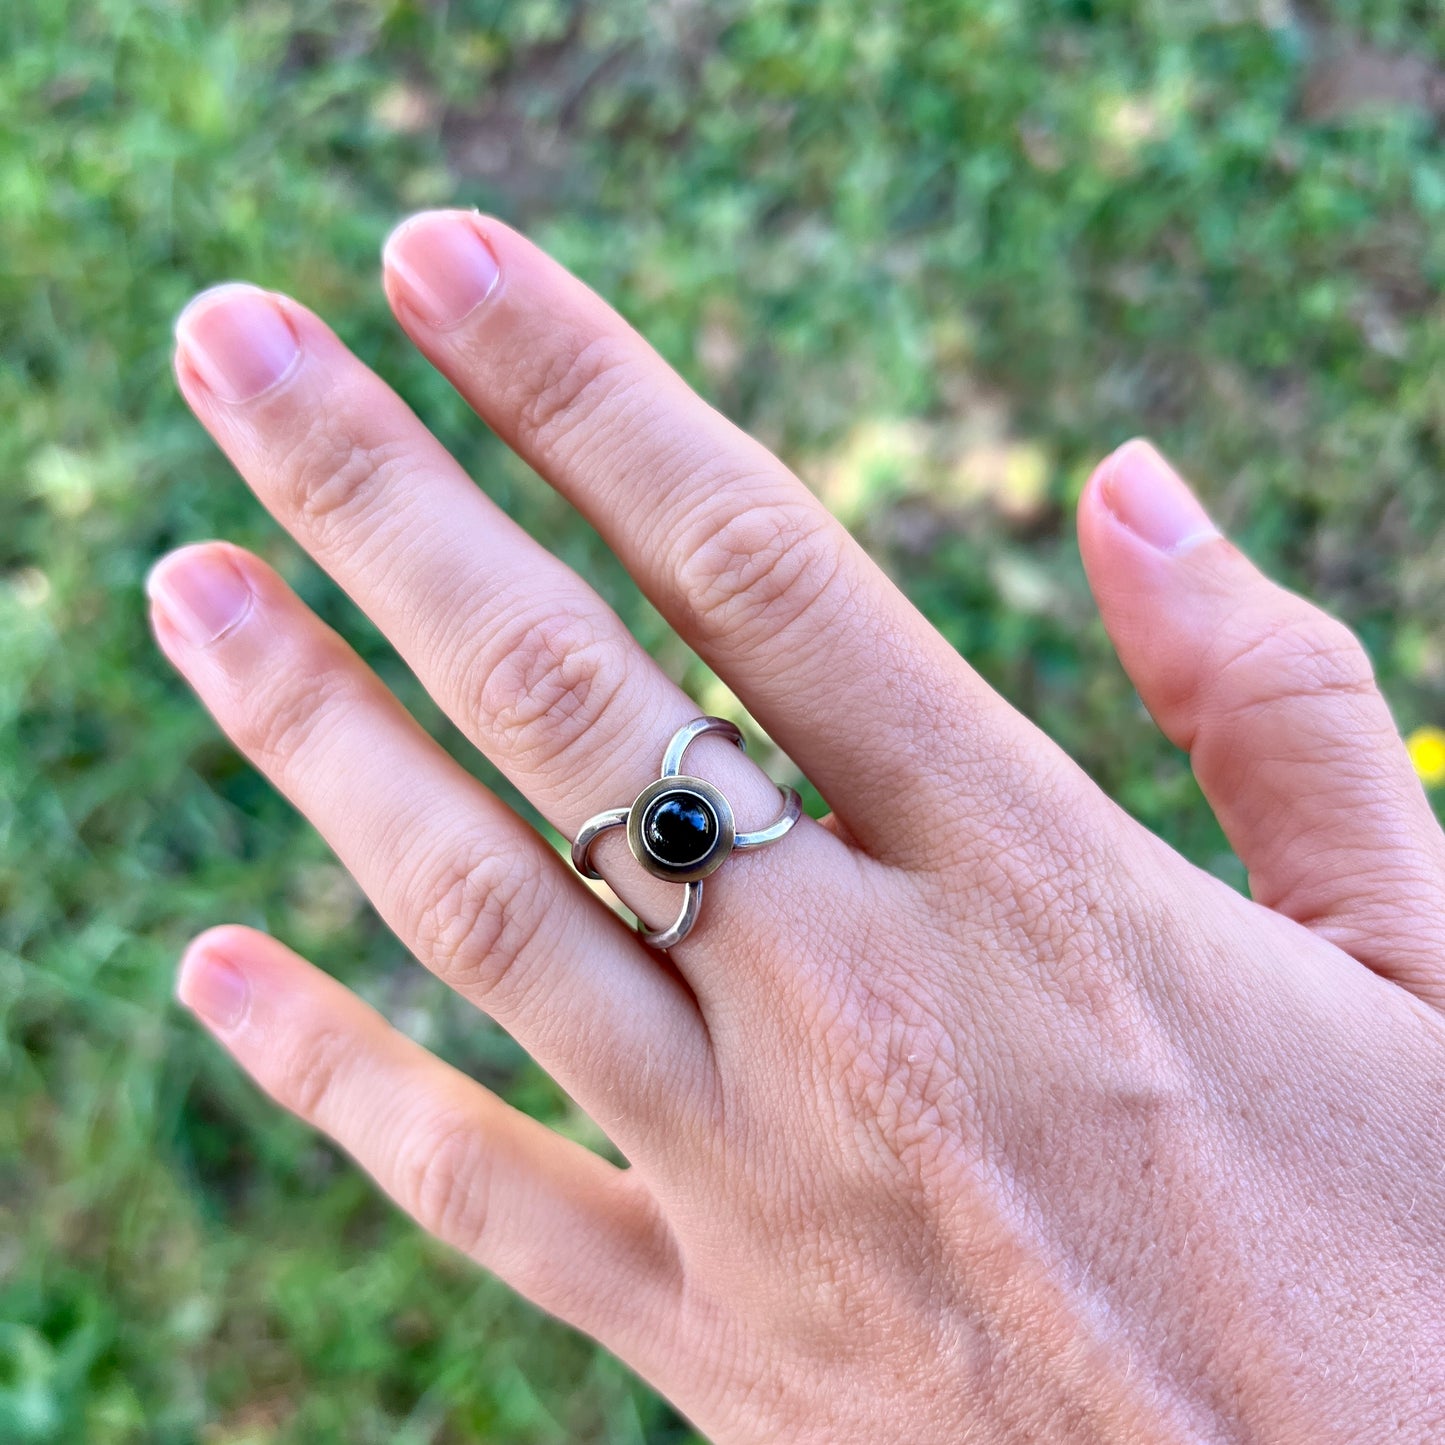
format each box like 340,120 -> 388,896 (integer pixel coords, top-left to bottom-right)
151,210 -> 1445,1442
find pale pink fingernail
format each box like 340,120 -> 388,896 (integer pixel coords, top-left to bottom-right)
177,940 -> 250,1031
1100,439 -> 1219,555
383,211 -> 501,328
175,284 -> 300,403
146,545 -> 253,647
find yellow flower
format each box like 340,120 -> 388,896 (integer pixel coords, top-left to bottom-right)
1407,726 -> 1445,788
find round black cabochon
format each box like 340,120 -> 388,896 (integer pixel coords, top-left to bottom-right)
641,789 -> 718,869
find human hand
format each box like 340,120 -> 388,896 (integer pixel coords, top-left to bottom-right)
151,210 -> 1445,1442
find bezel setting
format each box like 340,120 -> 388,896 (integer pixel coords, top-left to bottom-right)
570,716 -> 801,950
626,775 -> 735,882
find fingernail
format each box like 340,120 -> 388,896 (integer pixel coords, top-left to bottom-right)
384,211 -> 500,328
175,284 -> 300,403
177,941 -> 250,1031
146,545 -> 253,647
1099,439 -> 1220,555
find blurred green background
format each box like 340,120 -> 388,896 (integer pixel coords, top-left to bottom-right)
4,1 -> 1445,1440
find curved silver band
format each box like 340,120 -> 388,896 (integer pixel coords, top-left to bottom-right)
570,716 -> 802,950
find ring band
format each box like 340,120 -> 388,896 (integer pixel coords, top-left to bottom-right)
570,716 -> 802,950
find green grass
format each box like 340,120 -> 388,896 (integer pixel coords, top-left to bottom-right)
4,1 -> 1444,1440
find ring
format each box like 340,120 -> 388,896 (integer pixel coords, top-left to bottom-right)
570,716 -> 802,950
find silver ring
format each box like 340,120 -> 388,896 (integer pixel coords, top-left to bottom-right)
570,716 -> 802,950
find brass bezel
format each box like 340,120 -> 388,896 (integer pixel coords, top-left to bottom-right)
627,776 -> 735,883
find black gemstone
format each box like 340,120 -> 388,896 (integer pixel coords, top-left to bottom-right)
642,791 -> 718,868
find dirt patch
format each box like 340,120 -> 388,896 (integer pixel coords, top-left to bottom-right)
1302,38 -> 1445,123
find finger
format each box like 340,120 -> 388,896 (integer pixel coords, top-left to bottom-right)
1078,439 -> 1445,1005
177,925 -> 682,1365
171,280 -> 826,944
148,542 -> 710,1142
381,210 -> 1021,858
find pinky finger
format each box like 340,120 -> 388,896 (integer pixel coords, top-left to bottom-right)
176,925 -> 683,1361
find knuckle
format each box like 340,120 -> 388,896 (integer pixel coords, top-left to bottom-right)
229,647 -> 354,775
1212,605 -> 1377,719
513,334 -> 636,465
1291,611 -> 1378,690
468,607 -> 631,771
277,408 -> 417,542
674,499 -> 847,644
275,1027 -> 355,1120
394,1114 -> 494,1253
410,845 -> 550,1007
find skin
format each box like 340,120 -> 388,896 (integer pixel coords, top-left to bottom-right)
150,210 -> 1445,1443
